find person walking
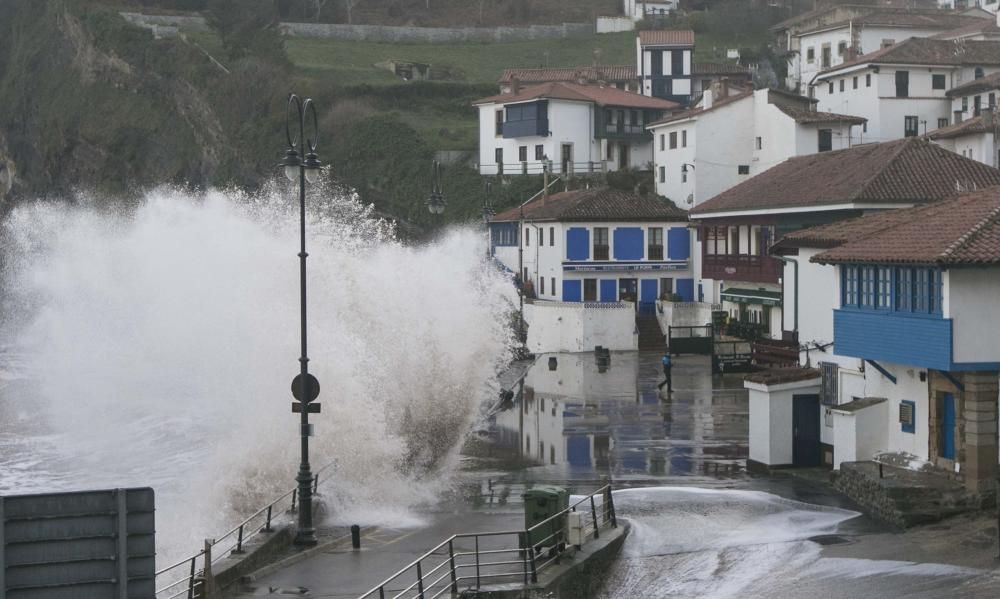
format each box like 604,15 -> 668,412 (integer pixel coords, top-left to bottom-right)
658,352 -> 672,391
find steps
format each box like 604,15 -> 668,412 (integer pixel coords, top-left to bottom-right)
636,313 -> 666,351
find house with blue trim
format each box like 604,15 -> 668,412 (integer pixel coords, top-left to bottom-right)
489,187 -> 692,352
749,189 -> 1000,496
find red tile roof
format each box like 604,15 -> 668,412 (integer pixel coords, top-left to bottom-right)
927,113 -> 997,140
647,90 -> 753,127
692,62 -> 752,76
499,65 -> 636,85
775,208 -> 925,250
945,71 -> 1000,97
691,138 -> 1000,216
817,38 -> 1000,78
931,19 -> 1000,40
801,10 -> 987,35
639,30 -> 695,46
774,105 -> 866,125
744,368 -> 821,386
813,188 -> 1000,265
473,81 -> 680,110
491,187 -> 688,223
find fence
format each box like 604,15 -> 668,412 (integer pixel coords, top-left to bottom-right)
358,486 -> 617,599
154,471 -> 325,599
492,161 -> 610,176
668,324 -> 714,355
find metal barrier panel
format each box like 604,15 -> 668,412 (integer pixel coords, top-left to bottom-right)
668,325 -> 714,355
1,488 -> 155,599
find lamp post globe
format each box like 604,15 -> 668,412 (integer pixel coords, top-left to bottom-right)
282,93 -> 323,547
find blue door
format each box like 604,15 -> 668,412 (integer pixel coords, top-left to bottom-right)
941,393 -> 956,460
639,279 -> 658,315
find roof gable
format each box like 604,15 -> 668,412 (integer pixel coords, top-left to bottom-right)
491,187 -> 688,223
639,30 -> 695,47
691,138 -> 1000,216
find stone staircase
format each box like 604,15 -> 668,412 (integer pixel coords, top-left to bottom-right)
834,461 -> 983,528
636,313 -> 666,351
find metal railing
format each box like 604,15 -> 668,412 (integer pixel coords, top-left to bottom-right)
494,161 -> 610,176
155,467 -> 329,598
358,485 -> 617,599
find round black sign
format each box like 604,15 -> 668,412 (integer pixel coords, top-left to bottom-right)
291,373 -> 320,403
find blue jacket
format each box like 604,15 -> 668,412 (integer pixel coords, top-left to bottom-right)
662,355 -> 671,367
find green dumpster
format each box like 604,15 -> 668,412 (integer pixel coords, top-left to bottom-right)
523,485 -> 569,548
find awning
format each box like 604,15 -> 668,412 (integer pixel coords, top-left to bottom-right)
720,287 -> 781,307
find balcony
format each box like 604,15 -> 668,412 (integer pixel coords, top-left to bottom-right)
604,123 -> 646,136
702,254 -> 782,284
834,309 -> 953,371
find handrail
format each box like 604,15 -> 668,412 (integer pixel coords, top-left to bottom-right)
155,462 -> 336,597
357,485 -> 617,599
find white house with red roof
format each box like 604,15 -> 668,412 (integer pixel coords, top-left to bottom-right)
647,87 -> 864,209
748,189 -> 1000,505
473,81 -> 679,177
812,38 -> 1000,143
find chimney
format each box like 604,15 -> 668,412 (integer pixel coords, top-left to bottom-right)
512,77 -> 521,94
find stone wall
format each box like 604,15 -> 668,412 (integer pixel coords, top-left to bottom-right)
279,21 -> 595,42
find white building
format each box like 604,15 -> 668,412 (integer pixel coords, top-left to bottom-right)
623,0 -> 677,21
928,71 -> 1000,164
647,87 -> 864,208
772,4 -> 991,92
749,189 -> 1000,496
474,81 -> 679,176
688,137 -> 1000,340
811,37 -> 1000,143
636,29 -> 694,105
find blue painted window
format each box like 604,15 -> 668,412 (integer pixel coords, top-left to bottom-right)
843,264 -> 941,315
503,101 -> 549,138
877,267 -> 892,309
860,266 -> 876,308
676,278 -> 695,302
566,227 -> 590,260
667,227 -> 691,260
613,227 -> 644,260
600,279 -> 617,302
843,266 -> 859,306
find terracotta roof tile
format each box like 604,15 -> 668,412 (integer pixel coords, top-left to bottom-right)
692,62 -> 751,76
639,30 -> 695,46
931,19 -> 1000,40
491,187 -> 688,223
817,38 -> 1000,78
499,65 -> 636,85
776,209 -> 925,250
690,138 -> 1000,215
946,71 -> 1000,97
927,113 -> 996,139
647,90 -> 753,127
813,189 -> 1000,265
473,81 -> 680,110
774,105 -> 866,125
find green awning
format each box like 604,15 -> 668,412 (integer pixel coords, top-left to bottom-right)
720,288 -> 782,307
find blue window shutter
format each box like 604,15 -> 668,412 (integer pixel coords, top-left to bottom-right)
600,279 -> 617,302
613,227 -> 644,260
562,280 -> 582,302
676,278 -> 695,302
566,227 -> 590,260
667,227 -> 691,260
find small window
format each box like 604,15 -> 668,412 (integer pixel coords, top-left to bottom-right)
895,70 -> 909,98
669,131 -> 678,149
549,227 -> 554,247
881,38 -> 895,49
495,110 -> 504,135
904,115 -> 919,137
525,227 -> 530,246
899,400 -> 915,434
551,277 -> 555,296
539,228 -> 544,246
990,92 -> 996,108
806,47 -> 815,64
594,227 -> 609,261
659,134 -> 665,151
932,74 -> 946,90
755,136 -> 762,150
863,121 -> 867,133
540,276 -> 544,295
659,166 -> 665,183
938,118 -> 949,129
839,79 -> 845,92
534,145 -> 544,160
738,165 -> 750,175
828,81 -> 834,94
518,146 -> 527,162
818,128 -> 833,152
681,130 -> 687,147
962,96 -> 969,112
853,76 -> 858,89
648,227 -> 663,260
975,66 -> 984,79
583,279 -> 597,301
838,41 -> 847,56
866,73 -> 871,87
681,166 -> 687,183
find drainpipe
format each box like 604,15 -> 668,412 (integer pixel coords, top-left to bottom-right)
772,254 -> 798,341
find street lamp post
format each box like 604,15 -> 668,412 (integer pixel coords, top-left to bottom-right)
483,180 -> 494,258
281,93 -> 323,547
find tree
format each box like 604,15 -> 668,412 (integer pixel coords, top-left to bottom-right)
207,0 -> 288,65
344,0 -> 363,24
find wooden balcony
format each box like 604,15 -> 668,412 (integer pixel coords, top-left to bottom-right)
702,254 -> 782,284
